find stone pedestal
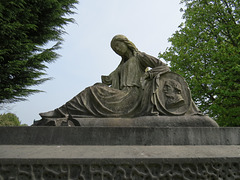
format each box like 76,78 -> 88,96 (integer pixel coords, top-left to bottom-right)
0,126 -> 240,179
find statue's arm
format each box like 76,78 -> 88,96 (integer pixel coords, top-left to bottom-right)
138,52 -> 165,68
101,65 -> 119,85
101,66 -> 120,89
138,52 -> 170,79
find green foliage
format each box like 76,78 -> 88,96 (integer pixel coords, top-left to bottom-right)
0,0 -> 78,103
0,113 -> 21,126
159,0 -> 240,126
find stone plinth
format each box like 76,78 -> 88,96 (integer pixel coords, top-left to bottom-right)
33,115 -> 219,127
0,126 -> 238,145
71,115 -> 219,127
0,126 -> 240,179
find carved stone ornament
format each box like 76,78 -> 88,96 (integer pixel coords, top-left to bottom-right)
154,72 -> 191,115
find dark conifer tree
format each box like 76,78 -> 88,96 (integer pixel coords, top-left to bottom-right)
0,0 -> 78,103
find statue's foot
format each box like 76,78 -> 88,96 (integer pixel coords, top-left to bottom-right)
39,110 -> 64,118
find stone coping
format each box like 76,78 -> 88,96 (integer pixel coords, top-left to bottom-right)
0,145 -> 239,161
0,127 -> 239,145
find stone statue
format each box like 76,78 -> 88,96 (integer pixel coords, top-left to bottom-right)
33,35 -> 218,127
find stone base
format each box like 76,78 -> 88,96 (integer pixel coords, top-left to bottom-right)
72,115 -> 218,127
1,126 -> 240,179
33,115 -> 219,127
0,145 -> 240,179
0,127 -> 239,145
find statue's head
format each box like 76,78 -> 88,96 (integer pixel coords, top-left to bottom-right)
163,79 -> 182,96
111,35 -> 138,57
163,79 -> 184,108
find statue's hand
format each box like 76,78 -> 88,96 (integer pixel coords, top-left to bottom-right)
141,72 -> 153,89
143,71 -> 154,80
101,75 -> 112,85
143,72 -> 150,80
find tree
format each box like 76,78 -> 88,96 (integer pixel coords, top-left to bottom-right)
0,0 -> 78,103
159,0 -> 240,126
0,113 -> 21,126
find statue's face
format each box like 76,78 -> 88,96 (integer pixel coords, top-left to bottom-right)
163,82 -> 174,96
112,40 -> 128,56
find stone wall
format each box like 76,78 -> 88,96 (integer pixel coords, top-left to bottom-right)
0,127 -> 240,179
1,159 -> 240,179
0,127 -> 239,145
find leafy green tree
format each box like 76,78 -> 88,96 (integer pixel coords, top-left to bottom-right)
0,113 -> 21,126
159,0 -> 240,126
0,0 -> 78,103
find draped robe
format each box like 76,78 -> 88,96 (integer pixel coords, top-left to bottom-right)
54,52 -> 170,118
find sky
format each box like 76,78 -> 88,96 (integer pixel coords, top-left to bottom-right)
1,0 -> 184,125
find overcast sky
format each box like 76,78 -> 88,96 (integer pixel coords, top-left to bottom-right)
1,0 -> 184,125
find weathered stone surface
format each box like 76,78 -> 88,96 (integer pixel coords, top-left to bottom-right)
1,145 -> 240,159
1,127 -> 240,179
0,127 -> 239,145
33,115 -> 218,127
0,145 -> 240,179
71,115 -> 218,127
